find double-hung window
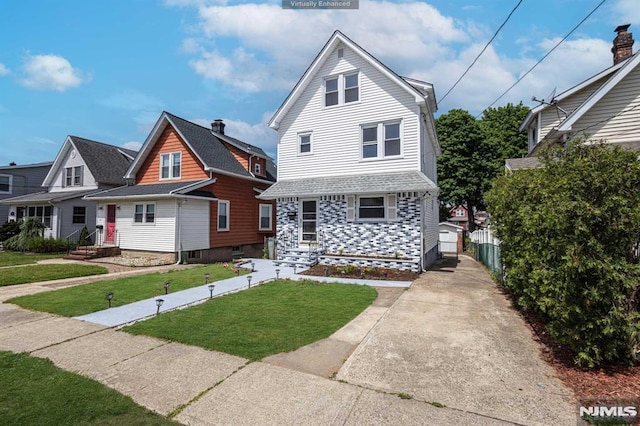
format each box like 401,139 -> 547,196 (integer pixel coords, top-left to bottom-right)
218,200 -> 229,231
64,166 -> 83,187
72,206 -> 86,224
0,175 -> 11,193
324,72 -> 359,107
134,203 -> 155,224
259,204 -> 273,231
358,197 -> 385,220
299,133 -> 312,154
160,152 -> 181,179
347,194 -> 397,222
361,121 -> 402,160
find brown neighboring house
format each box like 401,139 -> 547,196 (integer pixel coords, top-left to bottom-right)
448,204 -> 469,231
86,112 -> 276,262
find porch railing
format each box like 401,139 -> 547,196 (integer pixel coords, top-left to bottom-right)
65,229 -> 80,254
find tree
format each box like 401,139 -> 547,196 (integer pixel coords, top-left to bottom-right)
486,141 -> 640,367
436,104 -> 529,230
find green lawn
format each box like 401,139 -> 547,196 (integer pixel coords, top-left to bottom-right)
0,264 -> 108,287
8,264 -> 242,317
0,351 -> 176,425
0,251 -> 65,267
124,280 -> 378,360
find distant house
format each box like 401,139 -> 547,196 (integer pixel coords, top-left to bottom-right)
86,112 -> 276,263
447,204 -> 469,231
0,161 -> 52,224
1,137 -> 135,240
512,24 -> 640,169
259,31 -> 440,272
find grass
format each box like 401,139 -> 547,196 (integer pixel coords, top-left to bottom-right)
0,251 -> 65,267
0,264 -> 108,287
124,280 -> 378,360
0,351 -> 175,425
8,264 -> 242,317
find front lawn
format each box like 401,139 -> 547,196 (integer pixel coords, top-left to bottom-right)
0,351 -> 175,425
0,251 -> 65,267
124,280 -> 377,360
0,264 -> 108,287
8,264 -> 241,317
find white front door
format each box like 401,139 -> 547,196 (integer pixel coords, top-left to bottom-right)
300,199 -> 318,242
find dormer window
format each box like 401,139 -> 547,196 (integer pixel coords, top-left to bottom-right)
64,166 -> 83,187
324,72 -> 359,107
254,162 -> 261,175
160,152 -> 181,180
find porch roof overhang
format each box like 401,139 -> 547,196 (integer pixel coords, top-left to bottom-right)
0,189 -> 99,205
84,179 -> 217,201
257,171 -> 438,200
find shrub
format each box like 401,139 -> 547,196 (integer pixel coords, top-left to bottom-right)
0,220 -> 21,243
486,140 -> 640,367
78,226 -> 92,246
26,237 -> 69,253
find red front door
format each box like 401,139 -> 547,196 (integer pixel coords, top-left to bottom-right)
106,204 -> 116,244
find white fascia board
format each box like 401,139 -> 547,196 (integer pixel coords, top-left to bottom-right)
42,136 -> 74,187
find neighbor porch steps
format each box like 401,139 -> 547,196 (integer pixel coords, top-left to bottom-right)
64,245 -> 121,261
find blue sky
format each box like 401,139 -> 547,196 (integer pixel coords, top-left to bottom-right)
0,0 -> 637,165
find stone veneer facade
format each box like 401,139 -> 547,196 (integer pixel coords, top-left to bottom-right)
276,193 -> 425,272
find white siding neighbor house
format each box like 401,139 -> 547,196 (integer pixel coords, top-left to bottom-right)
259,31 -> 440,272
510,24 -> 640,170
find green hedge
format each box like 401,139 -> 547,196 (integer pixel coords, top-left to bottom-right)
486,141 -> 640,367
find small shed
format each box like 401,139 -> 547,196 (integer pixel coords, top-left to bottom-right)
439,222 -> 464,254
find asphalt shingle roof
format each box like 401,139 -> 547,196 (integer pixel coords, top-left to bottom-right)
505,157 -> 543,171
258,171 -> 437,199
86,180 -> 215,199
0,189 -> 100,204
164,112 -> 275,180
70,136 -> 136,185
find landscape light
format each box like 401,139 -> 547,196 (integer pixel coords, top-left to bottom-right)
106,292 -> 114,308
251,262 -> 255,272
204,273 -> 210,284
208,284 -> 215,299
247,275 -> 252,288
163,281 -> 170,294
275,269 -> 280,279
156,298 -> 164,315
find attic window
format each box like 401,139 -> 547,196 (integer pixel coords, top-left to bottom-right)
160,152 -> 181,180
324,72 -> 359,107
338,48 -> 344,58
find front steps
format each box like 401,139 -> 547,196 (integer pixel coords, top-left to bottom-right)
64,245 -> 121,261
274,247 -> 323,269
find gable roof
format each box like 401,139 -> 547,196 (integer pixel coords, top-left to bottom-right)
42,136 -> 137,187
558,51 -> 640,132
0,188 -> 101,205
126,111 -> 275,183
85,179 -> 216,200
520,55 -> 632,132
0,161 -> 53,171
268,30 -> 437,130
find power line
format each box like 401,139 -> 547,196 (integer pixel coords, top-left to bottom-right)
476,0 -> 608,118
439,0 -> 524,103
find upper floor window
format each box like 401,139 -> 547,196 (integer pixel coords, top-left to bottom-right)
361,121 -> 402,160
160,152 -> 181,180
528,119 -> 538,151
0,175 -> 12,194
299,133 -> 312,155
455,209 -> 465,217
324,72 -> 359,107
254,162 -> 261,175
64,166 -> 83,187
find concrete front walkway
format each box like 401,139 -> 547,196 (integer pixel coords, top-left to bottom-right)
0,255 -> 578,425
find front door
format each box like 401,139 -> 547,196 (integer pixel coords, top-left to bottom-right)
105,204 -> 116,244
300,199 -> 318,242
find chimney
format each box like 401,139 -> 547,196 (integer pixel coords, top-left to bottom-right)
612,24 -> 634,65
211,119 -> 225,135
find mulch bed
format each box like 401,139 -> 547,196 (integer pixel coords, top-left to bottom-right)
502,289 -> 640,402
302,264 -> 419,281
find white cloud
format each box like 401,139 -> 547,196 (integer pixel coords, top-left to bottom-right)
122,141 -> 143,151
20,54 -> 89,91
611,0 -> 640,25
99,90 -> 165,135
0,63 -> 9,76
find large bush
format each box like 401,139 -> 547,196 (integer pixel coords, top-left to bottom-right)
0,220 -> 21,243
3,217 -> 46,251
486,141 -> 640,367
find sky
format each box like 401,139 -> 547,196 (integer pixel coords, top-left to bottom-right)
0,0 -> 638,165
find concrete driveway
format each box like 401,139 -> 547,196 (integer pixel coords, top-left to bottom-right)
337,256 -> 577,425
0,256 -> 577,425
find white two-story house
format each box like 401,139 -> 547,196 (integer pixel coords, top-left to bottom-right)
259,31 -> 440,272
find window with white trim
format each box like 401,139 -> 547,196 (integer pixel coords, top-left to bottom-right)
26,205 -> 52,228
160,152 -> 181,179
324,72 -> 359,107
0,175 -> 12,194
64,166 -> 83,187
218,200 -> 229,231
134,203 -> 155,224
259,204 -> 273,231
361,121 -> 402,159
299,133 -> 312,154
358,196 -> 385,220
347,194 -> 396,222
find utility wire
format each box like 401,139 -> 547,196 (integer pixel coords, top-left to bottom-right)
440,0 -> 524,103
476,0 -> 608,118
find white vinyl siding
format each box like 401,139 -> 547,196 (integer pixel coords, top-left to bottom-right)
117,200 -> 177,252
277,44 -> 420,180
49,145 -> 97,193
570,65 -> 640,144
178,199 -> 209,251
